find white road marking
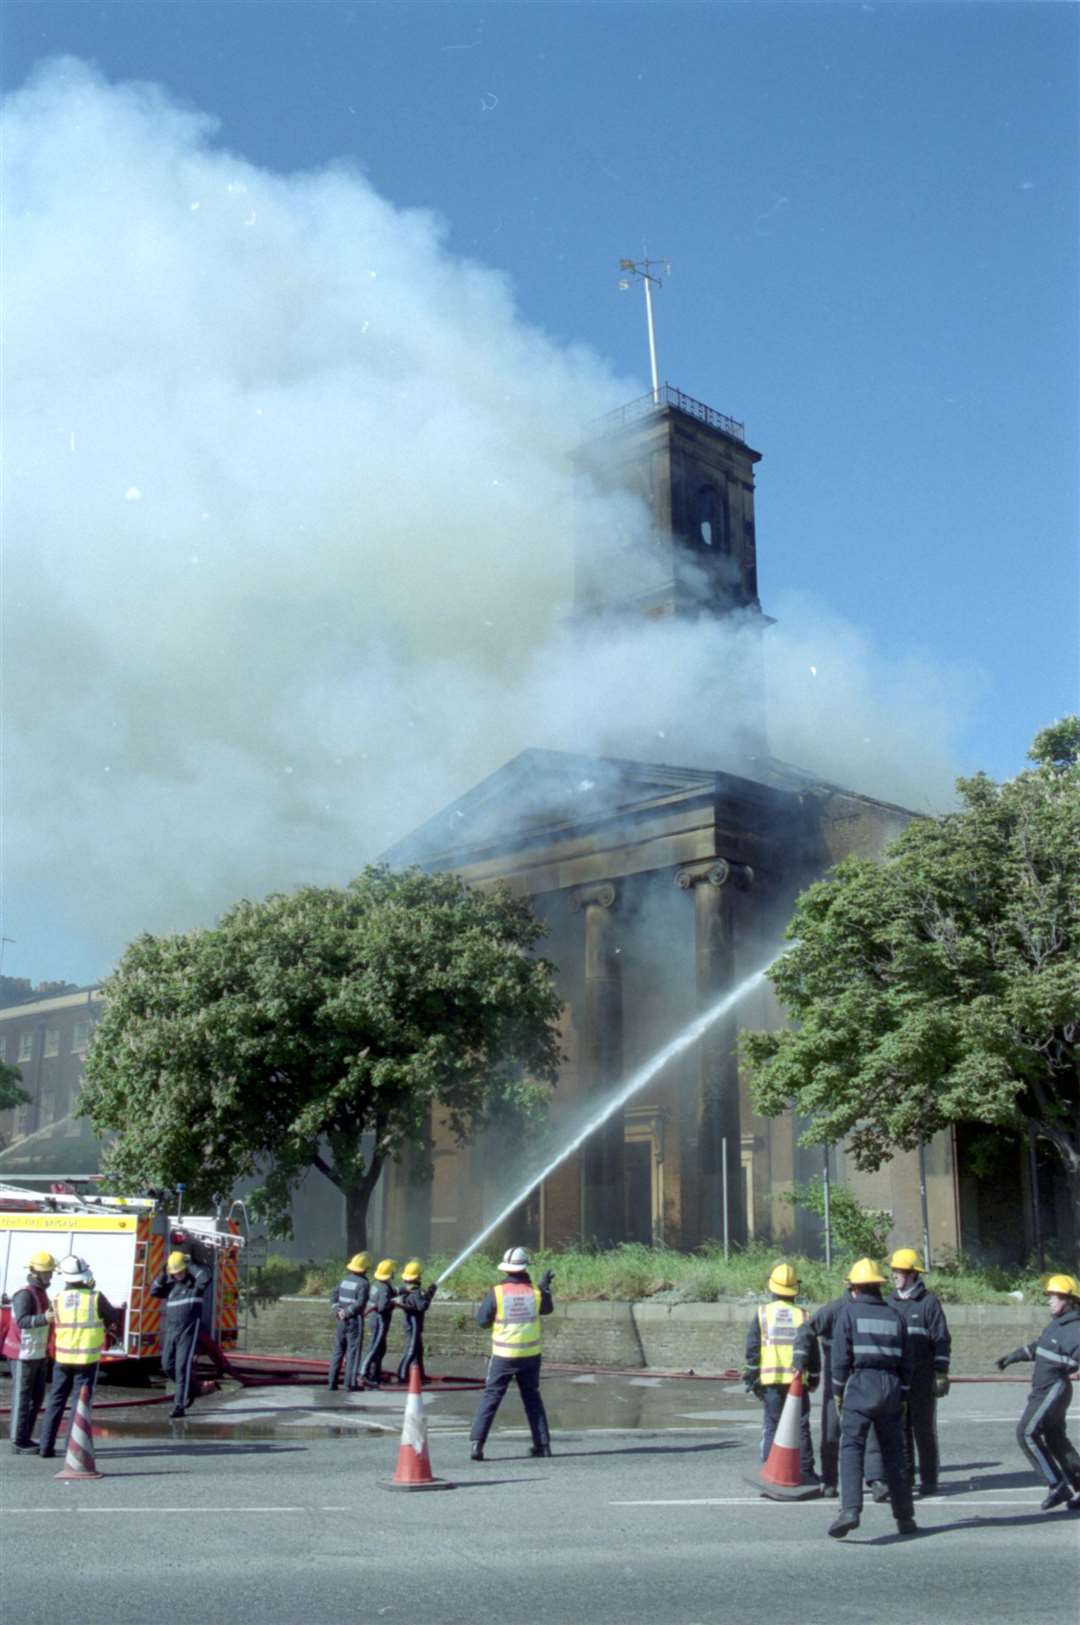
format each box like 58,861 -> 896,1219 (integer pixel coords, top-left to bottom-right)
611,1496 -> 1048,1508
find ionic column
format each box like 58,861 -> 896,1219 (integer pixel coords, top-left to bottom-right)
676,860 -> 751,1248
570,881 -> 625,1247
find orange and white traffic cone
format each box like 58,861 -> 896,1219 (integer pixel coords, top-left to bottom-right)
379,1364 -> 453,1492
750,1371 -> 821,1501
55,1379 -> 104,1482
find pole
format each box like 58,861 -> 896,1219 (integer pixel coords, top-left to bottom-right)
643,273 -> 660,403
721,1135 -> 730,1261
822,1146 -> 832,1270
917,1142 -> 931,1268
1028,1128 -> 1044,1272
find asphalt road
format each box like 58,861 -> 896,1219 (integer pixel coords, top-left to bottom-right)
2,1373 -> 1077,1624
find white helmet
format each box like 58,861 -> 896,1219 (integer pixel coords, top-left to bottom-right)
57,1254 -> 94,1286
498,1246 -> 531,1273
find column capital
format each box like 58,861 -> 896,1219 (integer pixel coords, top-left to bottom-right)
569,880 -> 617,912
675,859 -> 753,891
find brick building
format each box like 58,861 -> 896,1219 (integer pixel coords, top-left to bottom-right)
0,982 -> 104,1176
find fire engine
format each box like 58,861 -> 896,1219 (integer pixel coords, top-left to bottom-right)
0,1180 -> 245,1365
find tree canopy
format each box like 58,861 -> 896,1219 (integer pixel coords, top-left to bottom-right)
79,866 -> 563,1247
0,1059 -> 30,1116
744,718 -> 1080,1237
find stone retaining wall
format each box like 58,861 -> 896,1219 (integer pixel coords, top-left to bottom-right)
245,1297 -> 1040,1375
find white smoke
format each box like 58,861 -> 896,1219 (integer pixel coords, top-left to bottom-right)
3,60 -> 970,980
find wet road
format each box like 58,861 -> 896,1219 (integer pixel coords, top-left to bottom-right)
2,1371 -> 1077,1624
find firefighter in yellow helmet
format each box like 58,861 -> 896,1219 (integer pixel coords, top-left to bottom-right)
358,1259 -> 397,1388
151,1248 -> 212,1418
996,1273 -> 1080,1511
328,1252 -> 371,1392
863,1247 -> 951,1500
396,1259 -> 438,1384
38,1255 -> 124,1458
4,1251 -> 57,1454
744,1261 -> 818,1481
826,1258 -> 916,1539
469,1247 -> 554,1461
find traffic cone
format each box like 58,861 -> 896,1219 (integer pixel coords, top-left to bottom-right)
379,1364 -> 453,1492
55,1379 -> 104,1482
749,1371 -> 821,1501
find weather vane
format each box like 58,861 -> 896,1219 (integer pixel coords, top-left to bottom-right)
619,255 -> 670,405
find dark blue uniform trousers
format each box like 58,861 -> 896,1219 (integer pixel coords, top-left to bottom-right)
470,1354 -> 550,1449
838,1370 -> 914,1517
328,1320 -> 364,1390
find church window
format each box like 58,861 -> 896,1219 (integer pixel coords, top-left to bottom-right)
696,484 -> 727,550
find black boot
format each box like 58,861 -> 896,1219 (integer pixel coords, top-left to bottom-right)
529,1443 -> 552,1457
896,1517 -> 919,1535
828,1508 -> 861,1539
470,1441 -> 484,1461
1040,1482 -> 1071,1512
869,1479 -> 890,1503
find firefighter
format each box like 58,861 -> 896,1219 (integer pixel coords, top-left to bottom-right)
396,1260 -> 437,1384
864,1248 -> 951,1500
469,1246 -> 554,1462
4,1251 -> 57,1454
328,1252 -> 370,1392
151,1249 -> 211,1418
996,1273 -> 1080,1512
358,1259 -> 397,1388
744,1261 -> 818,1481
793,1293 -> 844,1497
827,1257 -> 917,1538
38,1255 -> 124,1458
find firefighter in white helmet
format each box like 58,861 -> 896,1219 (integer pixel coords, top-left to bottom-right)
151,1248 -> 211,1418
38,1255 -> 124,1458
744,1261 -> 819,1481
468,1247 -> 554,1461
4,1251 -> 57,1454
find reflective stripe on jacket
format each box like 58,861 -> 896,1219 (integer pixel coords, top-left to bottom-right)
1,1284 -> 50,1362
52,1287 -> 105,1366
491,1281 -> 542,1359
757,1300 -> 807,1385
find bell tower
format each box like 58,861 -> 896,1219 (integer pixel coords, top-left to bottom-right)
573,385 -> 769,628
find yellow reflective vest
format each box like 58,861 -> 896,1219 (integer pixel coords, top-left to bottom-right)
491,1280 -> 542,1359
757,1299 -> 807,1386
52,1287 -> 106,1366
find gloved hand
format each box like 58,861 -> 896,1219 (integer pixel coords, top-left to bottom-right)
336,1308 -> 348,1321
807,1373 -> 820,1393
996,1351 -> 1020,1371
934,1374 -> 950,1398
425,1283 -> 438,1304
538,1270 -> 554,1292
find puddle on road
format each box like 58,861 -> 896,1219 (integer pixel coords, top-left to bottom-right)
84,1374 -> 763,1445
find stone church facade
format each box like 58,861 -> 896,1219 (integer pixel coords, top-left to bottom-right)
378,386 -> 977,1266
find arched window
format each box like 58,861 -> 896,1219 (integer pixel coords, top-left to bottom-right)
696,484 -> 727,550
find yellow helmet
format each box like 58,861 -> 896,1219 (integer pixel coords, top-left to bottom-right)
27,1250 -> 57,1275
847,1257 -> 886,1286
167,1250 -> 190,1274
347,1252 -> 370,1274
1043,1273 -> 1080,1297
401,1259 -> 422,1283
373,1258 -> 396,1282
890,1249 -> 924,1273
767,1262 -> 799,1298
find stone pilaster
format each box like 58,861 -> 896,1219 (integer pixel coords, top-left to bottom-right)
676,859 -> 751,1248
569,881 -> 625,1246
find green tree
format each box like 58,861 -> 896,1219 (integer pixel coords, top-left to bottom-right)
0,1059 -> 30,1113
744,719 -> 1080,1252
79,866 -> 563,1248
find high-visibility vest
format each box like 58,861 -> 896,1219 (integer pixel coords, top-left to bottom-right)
1,1284 -> 50,1362
757,1299 -> 807,1386
491,1280 -> 542,1359
52,1287 -> 105,1366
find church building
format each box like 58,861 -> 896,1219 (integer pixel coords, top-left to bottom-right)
378,384 -> 987,1266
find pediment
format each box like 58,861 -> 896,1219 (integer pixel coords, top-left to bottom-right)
382,749 -> 721,868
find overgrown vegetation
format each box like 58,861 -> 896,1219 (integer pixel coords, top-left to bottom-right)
250,1243 -> 1048,1307
781,1179 -> 894,1258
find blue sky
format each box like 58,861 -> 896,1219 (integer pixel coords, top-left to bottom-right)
2,1 -> 1077,986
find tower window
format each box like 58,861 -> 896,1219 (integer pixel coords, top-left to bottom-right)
696,484 -> 727,551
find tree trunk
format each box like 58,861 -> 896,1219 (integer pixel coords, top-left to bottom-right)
344,1183 -> 370,1253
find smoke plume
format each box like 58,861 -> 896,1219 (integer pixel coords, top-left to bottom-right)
3,61 -> 969,980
